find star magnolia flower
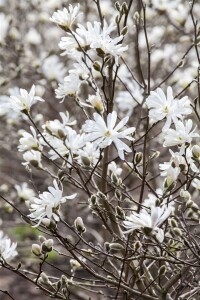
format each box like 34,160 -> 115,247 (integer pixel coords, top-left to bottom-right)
163,119 -> 199,148
18,126 -> 42,152
0,231 -> 17,263
146,86 -> 192,131
123,205 -> 172,242
83,111 -> 135,160
10,85 -> 44,112
23,150 -> 42,168
50,4 -> 81,30
160,149 -> 198,176
28,180 -> 76,226
15,182 -> 35,201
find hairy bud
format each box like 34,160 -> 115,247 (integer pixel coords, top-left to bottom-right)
42,239 -> 54,253
74,217 -> 86,234
32,244 -> 42,256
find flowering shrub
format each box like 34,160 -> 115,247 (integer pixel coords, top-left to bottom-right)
0,0 -> 200,299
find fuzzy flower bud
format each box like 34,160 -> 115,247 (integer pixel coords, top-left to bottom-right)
192,145 -> 200,161
42,239 -> 54,253
74,217 -> 86,234
32,244 -> 42,256
115,206 -> 125,219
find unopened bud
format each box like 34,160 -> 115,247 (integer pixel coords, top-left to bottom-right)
134,152 -> 143,165
133,241 -> 142,252
186,199 -> 194,209
89,195 -> 97,206
169,219 -> 178,228
115,206 -> 125,219
120,26 -> 128,36
122,2 -> 128,14
42,218 -> 51,227
93,61 -> 101,72
40,272 -> 50,284
32,244 -> 42,256
134,11 -> 140,24
81,156 -> 91,166
192,145 -> 200,161
70,259 -> 82,271
115,189 -> 122,200
42,239 -> 54,253
74,217 -> 86,234
115,1 -> 121,11
180,189 -> 191,201
111,173 -> 118,184
158,265 -> 166,276
104,242 -> 110,252
173,228 -> 182,237
96,48 -> 105,57
109,243 -> 124,251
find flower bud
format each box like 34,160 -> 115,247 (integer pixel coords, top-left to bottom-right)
134,11 -> 140,24
158,265 -> 166,276
104,242 -> 110,252
42,239 -> 54,253
81,156 -> 91,166
39,272 -> 51,285
74,217 -> 86,234
122,2 -> 128,14
120,26 -> 128,36
132,241 -> 142,252
109,243 -> 124,251
115,206 -> 125,220
111,173 -> 118,184
70,259 -> 82,272
115,1 -> 121,11
192,145 -> 200,161
115,189 -> 122,200
32,244 -> 42,256
169,219 -> 178,228
93,61 -> 101,72
180,189 -> 191,201
173,228 -> 182,237
134,152 -> 143,165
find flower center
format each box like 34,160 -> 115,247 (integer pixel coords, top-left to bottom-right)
163,105 -> 169,113
104,130 -> 112,137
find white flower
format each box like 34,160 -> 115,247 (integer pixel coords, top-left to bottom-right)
146,87 -> 192,131
160,149 -> 198,176
163,119 -> 199,148
59,21 -> 128,63
10,85 -> 44,112
77,142 -> 100,166
41,55 -> 66,82
55,73 -> 82,100
87,93 -> 104,114
50,4 -> 81,29
18,126 -> 42,152
23,150 -> 42,168
15,182 -> 35,201
48,128 -> 85,164
44,111 -> 76,138
123,205 -> 172,242
28,180 -> 76,226
0,231 -> 17,263
83,111 -> 135,160
108,161 -> 122,177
